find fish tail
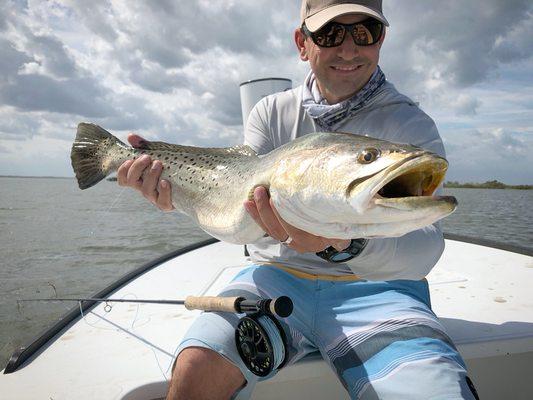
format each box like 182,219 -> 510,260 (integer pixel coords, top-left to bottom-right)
71,123 -> 130,189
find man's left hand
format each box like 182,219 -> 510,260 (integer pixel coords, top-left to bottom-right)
243,186 -> 350,254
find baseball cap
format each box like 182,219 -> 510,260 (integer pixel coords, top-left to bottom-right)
301,0 -> 389,32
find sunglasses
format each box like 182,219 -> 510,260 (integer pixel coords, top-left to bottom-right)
302,18 -> 384,48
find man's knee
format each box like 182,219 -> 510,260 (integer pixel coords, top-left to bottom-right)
167,347 -> 246,400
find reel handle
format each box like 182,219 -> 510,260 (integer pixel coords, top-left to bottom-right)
238,296 -> 293,318
184,295 -> 293,318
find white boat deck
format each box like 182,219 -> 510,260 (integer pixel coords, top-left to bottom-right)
1,238 -> 532,399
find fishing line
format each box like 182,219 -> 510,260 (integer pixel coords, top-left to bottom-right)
75,293 -> 172,382
21,295 -> 292,379
77,293 -> 141,332
87,186 -> 127,237
256,315 -> 286,372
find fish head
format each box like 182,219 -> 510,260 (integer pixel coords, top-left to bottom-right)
270,132 -> 457,238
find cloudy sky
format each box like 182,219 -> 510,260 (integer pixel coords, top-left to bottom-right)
0,0 -> 532,184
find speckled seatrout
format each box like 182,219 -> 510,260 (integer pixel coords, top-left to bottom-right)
71,123 -> 457,244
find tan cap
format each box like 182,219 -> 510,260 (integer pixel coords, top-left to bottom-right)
301,0 -> 389,32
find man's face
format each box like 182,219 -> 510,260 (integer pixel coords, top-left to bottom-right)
295,14 -> 385,104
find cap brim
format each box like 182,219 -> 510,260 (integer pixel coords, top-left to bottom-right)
305,4 -> 389,32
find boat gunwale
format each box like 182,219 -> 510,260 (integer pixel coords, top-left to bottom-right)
3,233 -> 531,374
3,238 -> 219,374
443,233 -> 532,257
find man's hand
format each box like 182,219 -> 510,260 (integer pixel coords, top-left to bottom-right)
116,133 -> 174,211
244,186 -> 350,253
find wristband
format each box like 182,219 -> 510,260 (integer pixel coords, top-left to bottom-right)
315,239 -> 368,263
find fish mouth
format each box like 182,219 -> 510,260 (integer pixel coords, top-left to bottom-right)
347,153 -> 456,212
377,153 -> 445,196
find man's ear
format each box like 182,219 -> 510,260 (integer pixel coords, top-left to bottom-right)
294,28 -> 309,61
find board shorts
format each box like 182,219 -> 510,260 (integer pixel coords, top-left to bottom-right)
175,264 -> 479,399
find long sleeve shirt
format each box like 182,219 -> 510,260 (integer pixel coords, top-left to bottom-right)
243,80 -> 446,281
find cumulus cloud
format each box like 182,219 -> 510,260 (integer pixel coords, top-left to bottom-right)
383,0 -> 533,88
444,128 -> 533,183
0,0 -> 531,184
1,74 -> 114,117
0,108 -> 41,141
452,94 -> 482,117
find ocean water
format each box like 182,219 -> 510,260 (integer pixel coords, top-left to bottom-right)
0,176 -> 532,368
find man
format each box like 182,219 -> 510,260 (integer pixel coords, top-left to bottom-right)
118,1 -> 478,399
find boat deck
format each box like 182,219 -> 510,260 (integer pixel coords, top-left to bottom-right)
1,238 -> 532,399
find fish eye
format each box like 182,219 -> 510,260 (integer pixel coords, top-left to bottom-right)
358,148 -> 380,164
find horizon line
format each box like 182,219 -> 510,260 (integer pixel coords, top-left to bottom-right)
0,175 -> 531,186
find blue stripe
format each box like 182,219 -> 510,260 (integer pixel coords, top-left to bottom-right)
341,337 -> 467,397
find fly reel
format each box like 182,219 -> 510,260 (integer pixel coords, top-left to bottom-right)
235,313 -> 289,377
234,295 -> 292,377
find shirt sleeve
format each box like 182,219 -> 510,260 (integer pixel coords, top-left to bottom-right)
346,112 -> 446,280
243,97 -> 275,155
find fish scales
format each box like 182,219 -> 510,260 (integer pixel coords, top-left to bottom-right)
71,123 -> 457,244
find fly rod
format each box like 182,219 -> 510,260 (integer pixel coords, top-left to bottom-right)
19,294 -> 293,377
19,295 -> 293,318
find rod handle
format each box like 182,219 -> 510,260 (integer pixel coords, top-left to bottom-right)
184,296 -> 243,313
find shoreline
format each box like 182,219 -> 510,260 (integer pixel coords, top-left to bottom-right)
444,180 -> 532,190
0,175 -> 73,180
1,175 -> 531,190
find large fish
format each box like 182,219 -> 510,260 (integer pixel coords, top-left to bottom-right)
71,123 -> 457,244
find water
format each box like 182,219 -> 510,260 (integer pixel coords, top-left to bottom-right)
0,177 -> 532,369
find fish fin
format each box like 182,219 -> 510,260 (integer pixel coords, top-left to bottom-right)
71,123 -> 128,190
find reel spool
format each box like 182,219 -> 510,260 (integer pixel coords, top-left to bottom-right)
235,313 -> 289,377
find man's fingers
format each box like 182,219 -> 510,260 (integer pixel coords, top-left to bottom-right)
253,187 -> 288,241
126,154 -> 151,190
244,200 -> 270,234
117,159 -> 134,186
117,133 -> 173,212
141,160 -> 162,203
247,187 -> 347,253
270,202 -> 330,253
156,180 -> 174,211
127,133 -> 148,149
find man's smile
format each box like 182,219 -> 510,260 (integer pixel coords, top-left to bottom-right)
331,65 -> 362,71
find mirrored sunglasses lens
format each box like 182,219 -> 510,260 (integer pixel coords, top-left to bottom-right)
353,21 -> 382,45
314,23 -> 345,47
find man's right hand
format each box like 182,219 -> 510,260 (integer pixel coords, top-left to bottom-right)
116,133 -> 174,211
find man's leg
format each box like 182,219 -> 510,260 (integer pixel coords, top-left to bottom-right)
167,264 -> 317,400
166,347 -> 245,400
316,279 -> 479,400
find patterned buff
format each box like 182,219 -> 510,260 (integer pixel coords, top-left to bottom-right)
302,66 -> 386,130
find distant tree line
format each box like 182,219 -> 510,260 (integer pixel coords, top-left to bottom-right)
444,180 -> 532,190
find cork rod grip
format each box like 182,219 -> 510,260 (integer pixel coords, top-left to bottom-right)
184,296 -> 242,313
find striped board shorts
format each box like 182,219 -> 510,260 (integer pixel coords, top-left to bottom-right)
176,264 -> 478,399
